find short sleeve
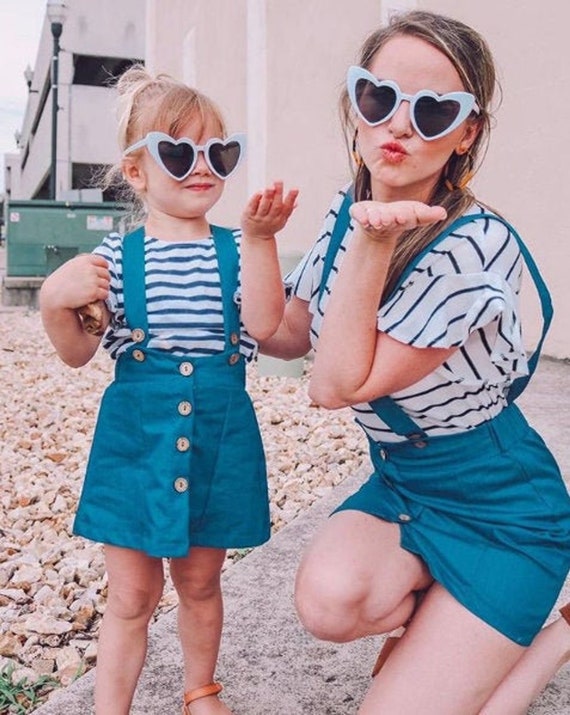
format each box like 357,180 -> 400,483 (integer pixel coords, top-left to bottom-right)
378,214 -> 528,376
92,233 -> 122,318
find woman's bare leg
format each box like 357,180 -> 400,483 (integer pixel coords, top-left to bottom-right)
478,608 -> 570,715
295,510 -> 432,642
360,584 -> 525,715
94,546 -> 164,715
170,547 -> 232,715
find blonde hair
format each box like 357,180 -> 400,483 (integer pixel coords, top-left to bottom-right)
103,64 -> 227,226
340,10 -> 501,301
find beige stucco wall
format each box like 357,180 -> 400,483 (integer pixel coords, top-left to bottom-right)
147,0 -> 569,358
426,0 -> 570,359
146,0 -> 381,250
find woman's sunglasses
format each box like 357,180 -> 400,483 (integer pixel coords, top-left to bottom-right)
123,132 -> 246,180
347,66 -> 479,141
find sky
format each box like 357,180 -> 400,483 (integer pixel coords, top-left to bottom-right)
0,0 -> 47,193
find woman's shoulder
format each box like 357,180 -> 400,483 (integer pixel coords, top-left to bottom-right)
438,204 -> 521,270
449,203 -> 518,240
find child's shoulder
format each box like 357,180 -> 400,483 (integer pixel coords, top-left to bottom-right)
93,231 -> 123,255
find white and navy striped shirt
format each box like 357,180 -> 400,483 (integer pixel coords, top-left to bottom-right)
94,230 -> 257,360
288,188 -> 529,442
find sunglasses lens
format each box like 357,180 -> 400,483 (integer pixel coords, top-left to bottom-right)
157,140 -> 195,178
208,140 -> 242,178
355,79 -> 397,124
414,97 -> 461,138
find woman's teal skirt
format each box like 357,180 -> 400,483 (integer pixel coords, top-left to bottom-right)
335,404 -> 570,645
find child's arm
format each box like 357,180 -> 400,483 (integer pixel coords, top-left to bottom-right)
240,181 -> 298,341
40,253 -> 111,368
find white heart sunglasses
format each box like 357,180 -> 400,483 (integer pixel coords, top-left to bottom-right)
347,66 -> 480,141
123,132 -> 247,180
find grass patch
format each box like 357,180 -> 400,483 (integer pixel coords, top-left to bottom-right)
0,663 -> 58,714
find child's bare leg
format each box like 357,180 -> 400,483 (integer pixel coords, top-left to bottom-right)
478,608 -> 570,715
94,545 -> 165,715
170,547 -> 232,714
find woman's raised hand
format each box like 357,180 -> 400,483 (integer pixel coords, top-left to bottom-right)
350,200 -> 447,242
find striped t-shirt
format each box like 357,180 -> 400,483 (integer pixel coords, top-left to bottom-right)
94,230 -> 257,360
287,187 -> 530,442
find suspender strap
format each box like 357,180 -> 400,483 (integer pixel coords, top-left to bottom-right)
121,227 -> 148,340
210,225 -> 241,349
367,396 -> 428,441
318,188 -> 353,302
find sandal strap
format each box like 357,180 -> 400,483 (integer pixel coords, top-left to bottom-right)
560,603 -> 570,626
184,682 -> 223,706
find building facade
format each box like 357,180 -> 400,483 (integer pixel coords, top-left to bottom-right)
5,0 -> 143,203
5,0 -> 570,358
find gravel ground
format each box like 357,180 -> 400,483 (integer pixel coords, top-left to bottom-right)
0,307 -> 367,695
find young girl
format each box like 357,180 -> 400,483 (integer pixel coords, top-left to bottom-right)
40,65 -> 297,715
261,10 -> 570,715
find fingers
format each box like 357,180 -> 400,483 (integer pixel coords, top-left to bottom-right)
350,200 -> 446,233
242,181 -> 299,238
67,254 -> 110,305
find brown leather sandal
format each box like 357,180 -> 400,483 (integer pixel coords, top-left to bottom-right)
182,682 -> 223,715
371,634 -> 402,677
560,602 -> 570,626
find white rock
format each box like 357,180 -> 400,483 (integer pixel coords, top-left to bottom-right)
24,614 -> 73,635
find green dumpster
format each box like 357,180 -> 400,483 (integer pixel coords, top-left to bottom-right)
5,200 -> 126,277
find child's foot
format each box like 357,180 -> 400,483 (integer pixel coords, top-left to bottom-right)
183,683 -> 233,715
186,698 -> 233,715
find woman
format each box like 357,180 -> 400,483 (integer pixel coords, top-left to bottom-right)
261,10 -> 570,715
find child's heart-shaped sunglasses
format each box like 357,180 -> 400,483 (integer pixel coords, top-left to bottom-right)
347,66 -> 479,141
123,132 -> 246,180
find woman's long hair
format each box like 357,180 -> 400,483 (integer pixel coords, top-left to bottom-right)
340,10 -> 501,302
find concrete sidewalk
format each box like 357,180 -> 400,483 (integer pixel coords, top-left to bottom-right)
34,358 -> 570,714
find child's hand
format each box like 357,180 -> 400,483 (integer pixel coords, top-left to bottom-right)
241,181 -> 299,240
43,253 -> 111,311
350,200 -> 447,242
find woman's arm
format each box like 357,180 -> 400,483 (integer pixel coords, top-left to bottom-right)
240,181 -> 298,341
309,200 -> 454,409
40,253 -> 111,367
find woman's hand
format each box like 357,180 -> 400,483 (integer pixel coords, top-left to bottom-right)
350,200 -> 447,242
241,181 -> 299,240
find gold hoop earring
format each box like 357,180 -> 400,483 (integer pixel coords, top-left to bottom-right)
445,170 -> 474,192
352,132 -> 363,167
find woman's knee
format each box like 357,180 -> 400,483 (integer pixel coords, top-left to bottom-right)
295,562 -> 371,642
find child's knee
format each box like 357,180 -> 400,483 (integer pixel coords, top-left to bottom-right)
106,582 -> 163,622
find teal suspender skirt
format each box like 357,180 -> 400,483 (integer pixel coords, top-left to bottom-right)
324,192 -> 570,645
73,227 -> 271,558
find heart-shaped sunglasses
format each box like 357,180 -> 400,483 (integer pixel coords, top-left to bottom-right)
347,66 -> 479,141
123,132 -> 246,180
